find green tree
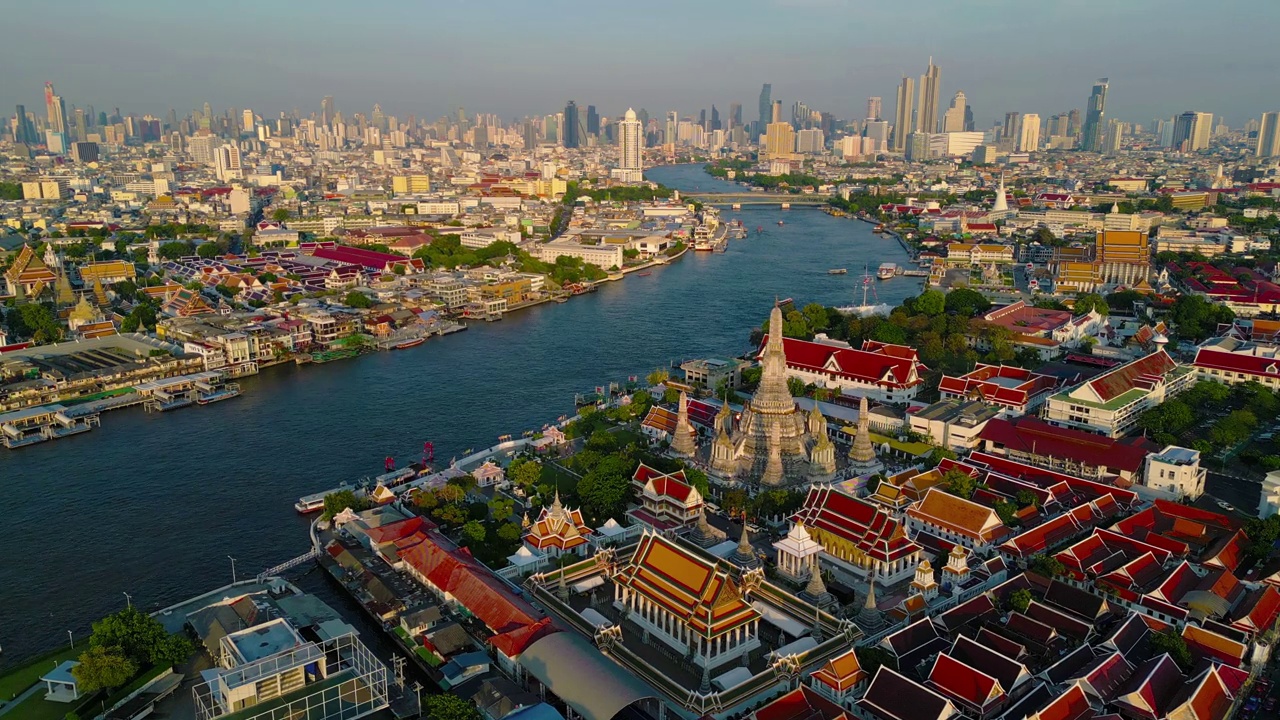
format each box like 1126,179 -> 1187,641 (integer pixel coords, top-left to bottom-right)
343,290 -> 373,308
322,489 -> 369,520
646,368 -> 669,386
941,468 -> 978,499
787,377 -> 807,397
721,488 -> 749,517
497,522 -> 522,544
89,606 -> 192,667
72,645 -> 137,693
802,302 -> 830,332
575,453 -> 636,523
915,289 -> 946,317
683,466 -> 710,497
9,303 -> 63,343
855,647 -> 898,677
1072,292 -> 1110,316
460,520 -> 486,546
196,243 -> 221,259
945,288 -> 992,317
1028,554 -> 1065,578
1150,630 -> 1193,671
272,208 -> 290,223
1008,588 -> 1033,613
509,459 -> 543,490
157,241 -> 191,260
422,694 -> 483,720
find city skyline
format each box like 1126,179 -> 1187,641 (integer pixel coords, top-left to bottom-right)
3,0 -> 1278,128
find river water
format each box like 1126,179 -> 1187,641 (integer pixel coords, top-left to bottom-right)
0,163 -> 920,667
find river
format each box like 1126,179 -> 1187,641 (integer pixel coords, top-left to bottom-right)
0,163 -> 920,667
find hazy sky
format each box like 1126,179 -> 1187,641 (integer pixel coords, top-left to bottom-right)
4,0 -> 1277,128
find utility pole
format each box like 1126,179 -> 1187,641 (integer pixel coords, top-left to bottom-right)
228,556 -> 238,584
68,630 -> 74,649
123,592 -> 132,609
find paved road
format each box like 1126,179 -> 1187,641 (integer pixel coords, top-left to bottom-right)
1203,471 -> 1261,516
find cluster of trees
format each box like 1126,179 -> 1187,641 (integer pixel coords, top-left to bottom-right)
717,487 -> 806,520
563,181 -> 675,204
1139,381 -> 1279,456
0,181 -> 22,200
409,236 -> 607,284
3,302 -> 62,342
72,607 -> 194,693
1168,294 -> 1235,342
322,489 -> 371,521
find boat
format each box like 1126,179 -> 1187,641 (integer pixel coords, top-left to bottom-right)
196,386 -> 241,405
777,220 -> 784,226
731,203 -> 741,210
877,263 -> 897,280
781,202 -> 791,210
637,271 -> 652,277
834,267 -> 894,317
828,268 -> 848,275
392,337 -> 425,350
873,224 -> 885,234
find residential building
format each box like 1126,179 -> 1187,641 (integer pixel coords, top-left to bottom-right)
391,175 -> 431,194
1172,111 -> 1213,152
1193,336 -> 1280,390
1044,350 -> 1192,437
1143,446 -> 1205,500
1018,114 -> 1040,152
892,76 -> 915,152
917,58 -> 941,133
615,108 -> 644,182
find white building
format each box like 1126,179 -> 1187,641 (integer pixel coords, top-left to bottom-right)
1143,446 -> 1206,500
537,239 -> 623,270
1019,114 -> 1040,152
215,144 -> 243,181
1261,471 -> 1280,518
615,108 -> 644,183
773,523 -> 824,582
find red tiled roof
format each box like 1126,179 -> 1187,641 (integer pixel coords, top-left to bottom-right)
364,516 -> 429,544
754,685 -> 852,720
979,418 -> 1149,474
793,485 -> 921,565
1030,685 -> 1091,720
1181,624 -> 1247,667
488,617 -> 558,658
859,668 -> 955,720
928,653 -> 1004,713
1085,350 -> 1178,403
763,336 -> 927,390
1113,654 -> 1183,719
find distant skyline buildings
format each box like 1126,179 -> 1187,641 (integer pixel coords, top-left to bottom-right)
563,100 -> 580,148
916,58 -> 941,134
1081,78 -> 1109,152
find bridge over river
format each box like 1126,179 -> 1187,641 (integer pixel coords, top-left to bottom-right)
684,191 -> 830,206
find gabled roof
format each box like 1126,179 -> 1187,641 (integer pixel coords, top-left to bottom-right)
928,653 -> 1005,713
810,649 -> 868,692
859,667 -> 957,720
1113,654 -> 1184,720
793,485 -> 921,565
1026,684 -> 1092,720
1079,350 -> 1179,404
764,335 -> 928,389
614,532 -> 758,639
947,635 -> 1030,694
1167,667 -> 1234,720
1070,650 -> 1134,702
980,417 -> 1149,474
1181,624 -> 1247,667
754,685 -> 852,720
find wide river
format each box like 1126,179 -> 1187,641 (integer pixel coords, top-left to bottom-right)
0,163 -> 920,667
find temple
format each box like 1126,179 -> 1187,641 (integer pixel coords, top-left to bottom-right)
628,463 -> 705,531
789,484 -> 923,586
612,531 -> 761,668
521,491 -> 592,558
711,304 -> 836,486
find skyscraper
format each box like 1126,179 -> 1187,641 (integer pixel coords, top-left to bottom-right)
866,96 -> 882,121
917,58 -> 941,133
1172,111 -> 1213,152
772,101 -> 782,124
321,96 -> 335,128
710,105 -> 720,131
242,109 -> 254,133
758,84 -> 772,134
586,105 -> 600,137
1003,112 -> 1021,140
1257,112 -> 1280,158
44,82 -> 66,135
942,92 -> 966,133
892,76 -> 915,152
617,108 -> 644,181
728,103 -> 742,129
764,121 -> 795,160
1081,78 -> 1108,152
1019,114 -> 1041,152
13,105 -> 35,145
563,101 -> 580,148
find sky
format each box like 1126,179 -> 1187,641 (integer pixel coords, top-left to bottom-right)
3,0 -> 1277,129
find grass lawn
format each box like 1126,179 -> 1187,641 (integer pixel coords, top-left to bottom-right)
541,462 -> 580,495
6,691 -> 88,720
0,646 -> 80,701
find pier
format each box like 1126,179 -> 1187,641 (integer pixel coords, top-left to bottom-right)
135,371 -> 241,412
0,404 -> 100,449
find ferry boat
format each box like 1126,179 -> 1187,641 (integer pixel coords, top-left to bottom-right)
834,267 -> 893,317
637,271 -> 652,277
877,263 -> 897,280
781,202 -> 791,210
392,337 -> 425,350
196,385 -> 241,405
731,203 -> 741,210
777,220 -> 784,226
827,268 -> 848,275
873,224 -> 886,234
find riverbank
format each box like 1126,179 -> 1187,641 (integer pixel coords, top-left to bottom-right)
0,163 -> 921,670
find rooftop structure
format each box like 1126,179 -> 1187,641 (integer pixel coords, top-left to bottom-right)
765,334 -> 927,403
937,364 -> 1059,416
791,484 -> 922,585
1043,350 -> 1193,437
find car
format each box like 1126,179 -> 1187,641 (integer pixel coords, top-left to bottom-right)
1218,501 -> 1236,512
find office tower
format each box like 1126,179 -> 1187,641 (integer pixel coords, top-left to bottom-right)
321,96 -> 335,127
892,76 -> 915,151
1257,112 -> 1280,157
1019,114 -> 1040,152
867,96 -> 882,121
563,101 -> 580,148
1067,108 -> 1082,139
796,128 -> 824,154
85,105 -> 95,127
791,101 -> 810,129
1172,111 -> 1213,152
97,111 -> 107,127
215,144 -> 243,181
44,82 -> 67,135
769,101 -> 782,125
698,108 -> 707,130
1003,112 -> 1021,140
242,109 -> 254,133
710,105 -> 720,131
1050,113 -> 1070,138
764,121 -> 795,160
617,108 -> 644,181
758,83 -> 772,133
942,91 -> 966,133
165,108 -> 178,131
917,58 -> 941,133
1103,118 -> 1124,154
13,105 -> 35,145
70,141 -> 99,163
188,133 -> 220,164
371,103 -> 386,132
72,108 -> 87,142
1081,78 -> 1108,151
586,105 -> 599,136
863,120 -> 890,150
728,103 -> 742,129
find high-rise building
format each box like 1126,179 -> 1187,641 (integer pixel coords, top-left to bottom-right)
892,76 -> 915,152
1003,112 -> 1021,141
215,144 -> 243,181
242,109 -> 254,133
1103,118 -> 1124,155
188,133 -> 220,165
1081,78 -> 1108,152
586,105 -> 599,137
867,96 -> 882,121
1019,113 -> 1040,152
1257,112 -> 1280,158
13,105 -> 35,145
1172,111 -> 1213,152
563,101 -> 580,148
771,101 -> 782,125
710,105 -> 720,131
942,92 -> 966,133
796,128 -> 824,154
763,121 -> 795,161
728,103 -> 742,129
44,82 -> 67,135
758,84 -> 772,134
917,58 -> 941,133
617,108 -> 644,181
70,141 -> 99,163
321,96 -> 335,128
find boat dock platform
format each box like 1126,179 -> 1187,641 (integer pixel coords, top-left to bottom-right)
0,403 -> 101,448
135,371 -> 241,412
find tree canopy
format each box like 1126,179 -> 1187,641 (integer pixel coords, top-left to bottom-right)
72,645 -> 137,693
